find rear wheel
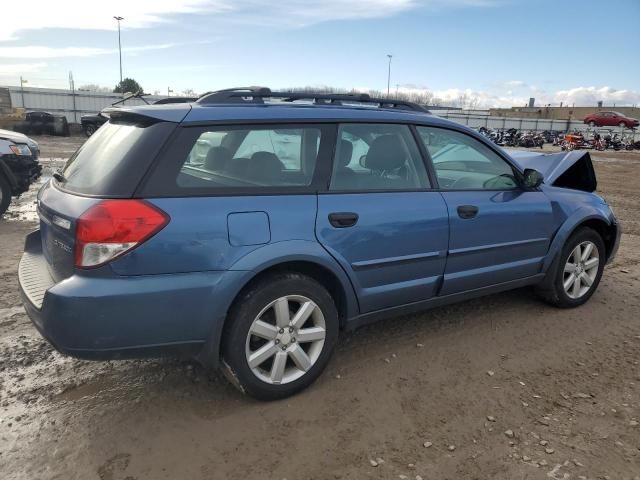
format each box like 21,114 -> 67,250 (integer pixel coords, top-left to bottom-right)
589,121 -> 596,127
222,273 -> 338,400
84,124 -> 96,137
0,174 -> 11,216
537,228 -> 605,308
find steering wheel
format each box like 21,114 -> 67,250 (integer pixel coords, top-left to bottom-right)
483,174 -> 515,189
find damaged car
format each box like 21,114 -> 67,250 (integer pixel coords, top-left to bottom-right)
0,129 -> 41,215
18,87 -> 620,400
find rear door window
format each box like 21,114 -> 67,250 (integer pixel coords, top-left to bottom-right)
329,123 -> 430,191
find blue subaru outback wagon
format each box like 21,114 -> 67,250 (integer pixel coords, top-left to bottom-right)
19,88 -> 620,400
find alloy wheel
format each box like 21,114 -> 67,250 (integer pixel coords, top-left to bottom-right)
563,241 -> 599,299
245,295 -> 326,385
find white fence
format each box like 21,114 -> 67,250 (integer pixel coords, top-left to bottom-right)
8,86 -> 165,123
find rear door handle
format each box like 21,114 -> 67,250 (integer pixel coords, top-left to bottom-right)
328,212 -> 359,228
457,205 -> 479,219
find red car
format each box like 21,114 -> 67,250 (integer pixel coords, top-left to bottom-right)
583,111 -> 639,128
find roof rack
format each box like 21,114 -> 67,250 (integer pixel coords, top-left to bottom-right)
196,86 -> 430,113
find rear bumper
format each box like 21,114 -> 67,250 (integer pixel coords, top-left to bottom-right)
19,230 -> 243,362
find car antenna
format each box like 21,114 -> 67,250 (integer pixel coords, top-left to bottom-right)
111,89 -> 150,106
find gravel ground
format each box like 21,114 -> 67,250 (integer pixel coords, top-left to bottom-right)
1,135 -> 639,480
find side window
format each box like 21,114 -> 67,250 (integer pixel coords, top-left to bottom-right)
177,125 -> 322,189
330,123 -> 430,191
416,126 -> 519,190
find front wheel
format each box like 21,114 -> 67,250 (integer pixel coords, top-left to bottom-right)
589,121 -> 596,127
222,273 -> 338,400
537,228 -> 605,308
84,124 -> 96,137
619,122 -> 627,129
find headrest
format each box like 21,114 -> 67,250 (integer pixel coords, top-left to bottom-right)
338,140 -> 353,167
250,151 -> 284,182
204,146 -> 232,171
364,135 -> 405,171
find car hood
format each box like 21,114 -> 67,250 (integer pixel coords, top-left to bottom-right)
0,128 -> 30,144
509,150 -> 597,192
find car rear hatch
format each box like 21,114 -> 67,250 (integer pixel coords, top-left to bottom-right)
32,113 -> 180,285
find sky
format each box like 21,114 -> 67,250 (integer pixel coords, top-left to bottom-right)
1,0 -> 639,108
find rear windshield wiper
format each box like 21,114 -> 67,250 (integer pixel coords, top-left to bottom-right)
53,169 -> 67,184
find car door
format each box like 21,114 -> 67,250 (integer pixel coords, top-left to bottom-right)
315,123 -> 449,313
602,112 -> 615,126
416,126 -> 555,296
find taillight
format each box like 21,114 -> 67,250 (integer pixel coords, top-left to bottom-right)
75,200 -> 169,268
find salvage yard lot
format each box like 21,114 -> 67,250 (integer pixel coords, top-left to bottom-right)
1,136 -> 639,480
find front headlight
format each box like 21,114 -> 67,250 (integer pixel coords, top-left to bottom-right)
9,144 -> 32,156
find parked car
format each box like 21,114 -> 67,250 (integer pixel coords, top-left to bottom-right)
0,127 -> 40,157
80,112 -> 108,137
14,111 -> 70,136
583,111 -> 639,128
18,88 -> 620,400
0,131 -> 41,215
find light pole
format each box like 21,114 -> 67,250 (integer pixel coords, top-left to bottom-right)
113,16 -> 124,85
19,76 -> 27,109
386,54 -> 392,97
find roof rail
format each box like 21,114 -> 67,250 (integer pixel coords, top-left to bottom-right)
196,86 -> 430,113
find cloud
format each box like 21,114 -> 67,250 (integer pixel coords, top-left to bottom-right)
376,85 -> 640,108
0,0 -> 496,42
0,0 -> 219,42
503,80 -> 528,88
0,62 -> 47,75
0,42 -> 203,59
552,86 -> 640,107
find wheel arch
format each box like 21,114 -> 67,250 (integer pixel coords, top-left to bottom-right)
197,241 -> 359,368
543,210 -> 618,273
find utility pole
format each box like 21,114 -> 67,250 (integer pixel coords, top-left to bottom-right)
167,87 -> 173,97
113,16 -> 124,85
386,54 -> 393,97
19,76 -> 27,109
69,71 -> 77,123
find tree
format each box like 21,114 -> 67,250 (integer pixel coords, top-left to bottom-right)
114,78 -> 143,94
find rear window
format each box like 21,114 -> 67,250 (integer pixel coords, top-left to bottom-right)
57,120 -> 175,196
177,125 -> 324,189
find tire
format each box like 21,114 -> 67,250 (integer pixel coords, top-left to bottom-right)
0,174 -> 12,216
589,121 -> 596,127
537,227 -> 605,308
619,122 -> 627,128
221,273 -> 339,400
84,124 -> 96,137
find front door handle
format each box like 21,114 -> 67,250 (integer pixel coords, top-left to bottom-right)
457,205 -> 479,219
328,212 -> 359,228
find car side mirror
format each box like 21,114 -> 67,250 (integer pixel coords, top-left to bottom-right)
523,168 -> 544,189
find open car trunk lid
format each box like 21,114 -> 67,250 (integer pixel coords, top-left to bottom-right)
509,150 -> 597,192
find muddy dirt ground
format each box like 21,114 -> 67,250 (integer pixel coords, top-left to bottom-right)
1,136 -> 639,480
